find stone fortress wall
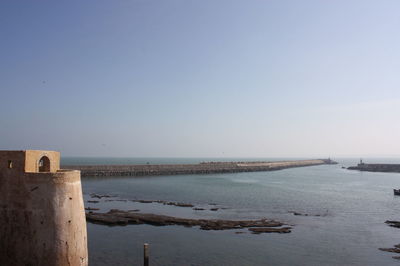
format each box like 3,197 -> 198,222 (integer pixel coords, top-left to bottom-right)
0,150 -> 88,266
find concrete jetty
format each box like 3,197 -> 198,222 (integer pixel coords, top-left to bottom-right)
63,159 -> 337,177
348,161 -> 400,173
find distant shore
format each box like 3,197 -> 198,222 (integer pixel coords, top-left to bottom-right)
63,159 -> 337,177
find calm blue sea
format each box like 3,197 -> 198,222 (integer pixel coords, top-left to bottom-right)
64,157 -> 400,266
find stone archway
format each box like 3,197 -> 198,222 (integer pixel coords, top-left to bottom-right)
38,156 -> 51,172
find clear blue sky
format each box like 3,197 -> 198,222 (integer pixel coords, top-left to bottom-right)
1,0 -> 400,157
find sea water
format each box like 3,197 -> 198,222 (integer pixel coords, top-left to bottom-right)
63,157 -> 400,266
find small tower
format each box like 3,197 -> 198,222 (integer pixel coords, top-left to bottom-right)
0,150 -> 88,265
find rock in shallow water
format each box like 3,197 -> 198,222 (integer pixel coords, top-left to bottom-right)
385,220 -> 400,228
249,227 -> 292,234
86,209 -> 291,233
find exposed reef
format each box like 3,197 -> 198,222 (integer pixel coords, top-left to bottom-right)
85,207 -> 99,211
380,220 -> 400,260
379,245 -> 400,253
385,220 -> 400,228
379,244 -> 400,260
248,227 -> 291,234
84,194 -> 294,234
88,194 -> 215,210
64,159 -> 336,177
86,209 -> 292,233
90,193 -> 115,199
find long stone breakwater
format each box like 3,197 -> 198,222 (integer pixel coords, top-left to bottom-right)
348,163 -> 400,173
63,159 -> 336,177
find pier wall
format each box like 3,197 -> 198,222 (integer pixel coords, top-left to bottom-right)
348,163 -> 400,173
63,159 -> 334,177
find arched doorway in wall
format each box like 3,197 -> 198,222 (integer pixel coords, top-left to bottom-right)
38,156 -> 51,172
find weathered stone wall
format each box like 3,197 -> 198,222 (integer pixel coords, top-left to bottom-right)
64,159 -> 333,177
0,150 -> 26,172
0,150 -> 88,266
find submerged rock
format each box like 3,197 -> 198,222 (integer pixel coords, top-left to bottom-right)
385,220 -> 400,228
165,202 -> 194,207
379,223 -> 400,260
379,247 -> 400,253
137,200 -> 153,203
95,195 -> 205,209
90,193 -> 114,199
291,212 -> 308,216
288,210 -> 328,217
85,207 -> 100,211
130,199 -> 194,207
249,227 -> 291,234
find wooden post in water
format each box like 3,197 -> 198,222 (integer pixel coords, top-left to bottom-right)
144,243 -> 149,266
